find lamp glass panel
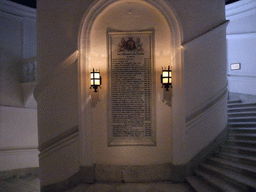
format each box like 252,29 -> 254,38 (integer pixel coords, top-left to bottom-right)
169,78 -> 172,83
162,71 -> 169,77
91,73 -> 94,78
95,80 -> 100,85
169,71 -> 172,77
91,80 -> 94,85
163,78 -> 169,84
94,73 -> 100,78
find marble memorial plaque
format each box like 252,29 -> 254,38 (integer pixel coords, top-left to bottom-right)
108,31 -> 155,146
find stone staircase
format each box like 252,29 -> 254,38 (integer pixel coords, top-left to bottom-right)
186,100 -> 256,192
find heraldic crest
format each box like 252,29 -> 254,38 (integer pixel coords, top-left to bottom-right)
118,37 -> 144,52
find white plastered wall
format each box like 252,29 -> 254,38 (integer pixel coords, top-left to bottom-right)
226,0 -> 256,95
0,0 -> 38,171
183,23 -> 228,161
36,0 -> 227,185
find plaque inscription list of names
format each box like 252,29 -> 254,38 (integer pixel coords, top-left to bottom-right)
108,31 -> 155,146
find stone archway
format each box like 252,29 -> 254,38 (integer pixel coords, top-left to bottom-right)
78,0 -> 184,180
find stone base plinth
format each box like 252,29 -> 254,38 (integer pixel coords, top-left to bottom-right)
95,164 -> 171,183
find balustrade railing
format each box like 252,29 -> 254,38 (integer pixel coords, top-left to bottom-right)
21,57 -> 37,83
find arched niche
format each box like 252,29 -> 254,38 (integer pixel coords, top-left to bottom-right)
78,0 -> 184,166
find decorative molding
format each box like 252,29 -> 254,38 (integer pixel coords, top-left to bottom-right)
185,86 -> 228,125
39,126 -> 79,159
227,32 -> 256,39
225,0 -> 256,20
0,0 -> 36,19
0,147 -> 39,156
228,74 -> 256,79
182,20 -> 229,46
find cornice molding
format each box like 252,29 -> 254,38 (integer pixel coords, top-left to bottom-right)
225,0 -> 256,19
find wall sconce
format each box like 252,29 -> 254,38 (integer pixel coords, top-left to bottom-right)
161,66 -> 172,91
90,68 -> 101,92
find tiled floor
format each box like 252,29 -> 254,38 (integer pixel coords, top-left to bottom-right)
0,176 -> 192,192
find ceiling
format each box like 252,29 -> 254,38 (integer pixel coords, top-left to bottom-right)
226,0 -> 241,5
9,0 -> 240,9
9,0 -> 36,8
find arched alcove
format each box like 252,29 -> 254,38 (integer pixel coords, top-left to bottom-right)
78,0 -> 184,169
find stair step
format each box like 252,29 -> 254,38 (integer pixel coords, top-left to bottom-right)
201,163 -> 256,190
228,122 -> 256,127
228,111 -> 256,117
228,116 -> 256,122
228,103 -> 256,108
186,176 -> 217,192
223,145 -> 256,152
195,170 -> 241,192
218,151 -> 256,166
227,100 -> 242,104
221,146 -> 256,156
228,106 -> 256,113
208,157 -> 256,176
229,127 -> 256,133
228,133 -> 256,140
228,139 -> 256,146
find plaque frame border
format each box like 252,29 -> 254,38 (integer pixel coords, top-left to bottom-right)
107,30 -> 156,146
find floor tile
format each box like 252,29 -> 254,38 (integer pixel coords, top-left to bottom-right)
114,183 -> 151,192
84,183 -> 115,192
1,176 -> 193,192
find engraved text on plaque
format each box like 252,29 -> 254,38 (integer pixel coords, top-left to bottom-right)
108,31 -> 155,146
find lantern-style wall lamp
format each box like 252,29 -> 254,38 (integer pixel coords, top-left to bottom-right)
161,66 -> 172,91
90,68 -> 101,92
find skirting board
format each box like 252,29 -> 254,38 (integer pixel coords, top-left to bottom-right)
41,126 -> 228,192
0,148 -> 39,171
0,167 -> 39,180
